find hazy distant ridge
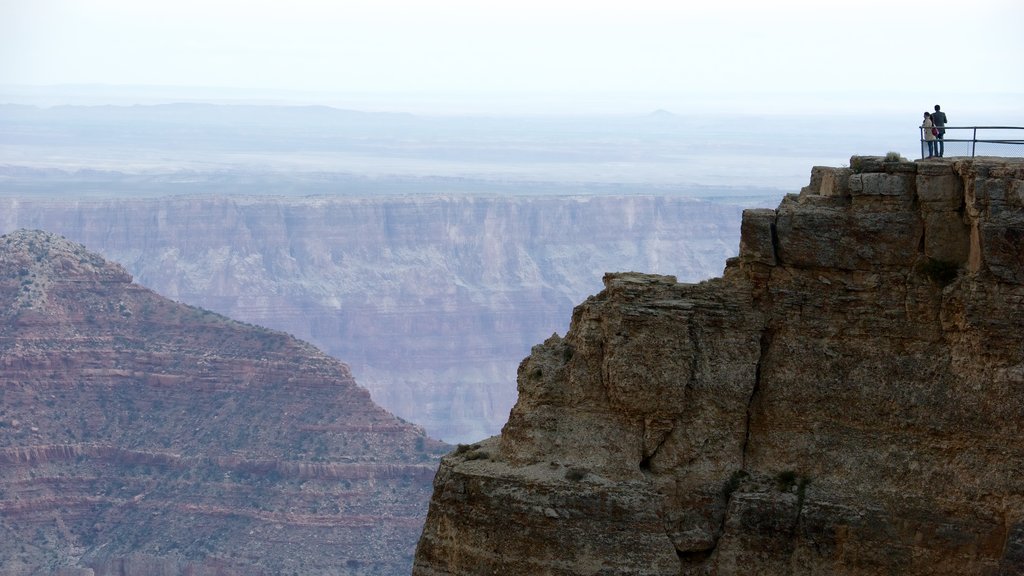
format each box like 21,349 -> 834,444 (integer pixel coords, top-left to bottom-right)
1,194 -> 745,442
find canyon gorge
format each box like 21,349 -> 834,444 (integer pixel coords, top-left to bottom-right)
0,194 -> 751,443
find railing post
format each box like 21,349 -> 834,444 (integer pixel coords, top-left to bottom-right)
914,126 -> 1022,160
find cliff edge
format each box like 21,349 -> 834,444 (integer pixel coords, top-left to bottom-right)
412,157 -> 1024,575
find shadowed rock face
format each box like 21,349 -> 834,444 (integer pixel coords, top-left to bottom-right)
0,230 -> 448,575
412,157 -> 1024,575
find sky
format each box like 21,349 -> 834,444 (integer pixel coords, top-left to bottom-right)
1,0 -> 1022,114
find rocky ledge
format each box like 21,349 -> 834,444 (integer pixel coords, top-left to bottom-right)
0,230 -> 448,575
412,157 -> 1024,575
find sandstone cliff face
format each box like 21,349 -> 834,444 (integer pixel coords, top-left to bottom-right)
0,230 -> 448,575
413,157 -> 1024,575
0,195 -> 745,443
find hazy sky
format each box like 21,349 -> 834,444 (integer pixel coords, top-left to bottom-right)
1,0 -> 1022,113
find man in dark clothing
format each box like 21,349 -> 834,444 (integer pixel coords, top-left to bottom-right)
933,105 -> 948,157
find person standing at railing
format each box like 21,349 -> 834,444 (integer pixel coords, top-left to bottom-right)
922,112 -> 937,158
932,105 -> 948,157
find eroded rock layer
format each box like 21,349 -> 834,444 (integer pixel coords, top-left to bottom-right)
0,230 -> 448,575
413,157 -> 1024,575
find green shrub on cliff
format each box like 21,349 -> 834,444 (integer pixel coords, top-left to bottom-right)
776,470 -> 798,491
722,470 -> 748,499
565,467 -> 589,481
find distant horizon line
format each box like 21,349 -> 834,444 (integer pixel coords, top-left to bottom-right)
3,83 -> 1023,117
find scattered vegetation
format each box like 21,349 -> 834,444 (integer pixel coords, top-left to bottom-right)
776,469 -> 798,491
796,477 -> 812,511
564,467 -> 589,481
884,151 -> 903,162
454,443 -> 488,460
722,469 -> 748,499
917,258 -> 960,286
775,470 -> 812,514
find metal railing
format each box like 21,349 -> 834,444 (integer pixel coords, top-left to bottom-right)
920,126 -> 1024,159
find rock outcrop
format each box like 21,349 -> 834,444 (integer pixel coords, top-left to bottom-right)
412,157 -> 1024,575
0,230 -> 448,575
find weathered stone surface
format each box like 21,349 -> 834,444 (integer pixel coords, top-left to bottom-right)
849,155 -> 886,173
0,230 -> 448,575
979,217 -> 1024,283
798,166 -> 828,196
848,172 -> 912,197
819,167 -> 852,197
917,163 -> 963,209
413,158 -> 1024,576
739,208 -> 777,266
774,199 -> 922,270
922,210 -> 970,263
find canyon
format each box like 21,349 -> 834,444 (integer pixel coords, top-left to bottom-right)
413,157 -> 1024,575
0,229 -> 447,575
0,194 -> 753,443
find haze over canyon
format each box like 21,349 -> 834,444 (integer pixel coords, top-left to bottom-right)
1,103 -> 795,442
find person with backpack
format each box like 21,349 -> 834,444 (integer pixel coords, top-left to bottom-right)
932,105 -> 948,157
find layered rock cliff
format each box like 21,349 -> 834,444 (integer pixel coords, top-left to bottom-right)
0,195 -> 747,442
413,157 -> 1024,575
0,230 -> 448,575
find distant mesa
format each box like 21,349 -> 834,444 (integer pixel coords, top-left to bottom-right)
0,229 -> 448,576
647,108 -> 677,119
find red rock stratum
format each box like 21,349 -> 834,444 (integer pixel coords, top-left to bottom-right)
0,230 -> 447,575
